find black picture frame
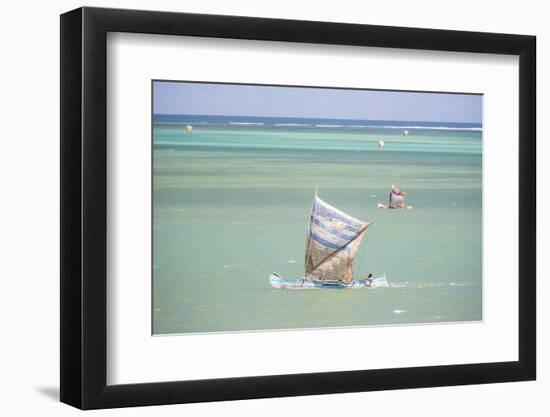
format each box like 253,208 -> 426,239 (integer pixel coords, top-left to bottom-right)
60,6 -> 536,410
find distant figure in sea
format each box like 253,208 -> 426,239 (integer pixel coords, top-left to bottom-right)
377,184 -> 413,209
377,140 -> 385,151
403,129 -> 409,137
184,125 -> 193,134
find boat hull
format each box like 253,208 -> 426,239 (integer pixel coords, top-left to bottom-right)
269,274 -> 390,289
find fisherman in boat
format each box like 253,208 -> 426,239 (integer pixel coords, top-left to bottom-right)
358,273 -> 372,284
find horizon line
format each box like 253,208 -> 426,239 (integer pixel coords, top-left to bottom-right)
152,113 -> 482,125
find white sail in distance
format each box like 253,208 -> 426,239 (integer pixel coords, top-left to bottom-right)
304,196 -> 370,281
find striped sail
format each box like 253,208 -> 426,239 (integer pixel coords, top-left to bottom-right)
305,196 -> 369,281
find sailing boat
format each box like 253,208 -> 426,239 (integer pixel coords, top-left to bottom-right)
377,184 -> 413,209
269,193 -> 390,289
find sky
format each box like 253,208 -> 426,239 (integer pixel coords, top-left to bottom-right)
153,81 -> 482,124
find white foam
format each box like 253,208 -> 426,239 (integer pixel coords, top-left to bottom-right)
274,123 -> 310,127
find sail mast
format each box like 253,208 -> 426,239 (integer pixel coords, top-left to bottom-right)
304,189 -> 318,275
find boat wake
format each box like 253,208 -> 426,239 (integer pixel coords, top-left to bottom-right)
386,282 -> 477,289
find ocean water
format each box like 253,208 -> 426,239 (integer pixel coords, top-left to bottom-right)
153,115 -> 482,334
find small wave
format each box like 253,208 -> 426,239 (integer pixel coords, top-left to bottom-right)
229,122 -> 264,126
393,309 -> 407,314
155,121 -> 207,126
274,123 -> 310,127
386,282 -> 476,289
319,123 -> 481,131
379,125 -> 482,131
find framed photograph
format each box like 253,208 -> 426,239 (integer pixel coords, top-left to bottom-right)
60,7 -> 536,409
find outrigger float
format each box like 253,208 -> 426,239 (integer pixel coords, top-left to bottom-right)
269,273 -> 390,289
270,192 -> 390,290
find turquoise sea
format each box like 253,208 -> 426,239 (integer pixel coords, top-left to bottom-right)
153,115 -> 482,334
